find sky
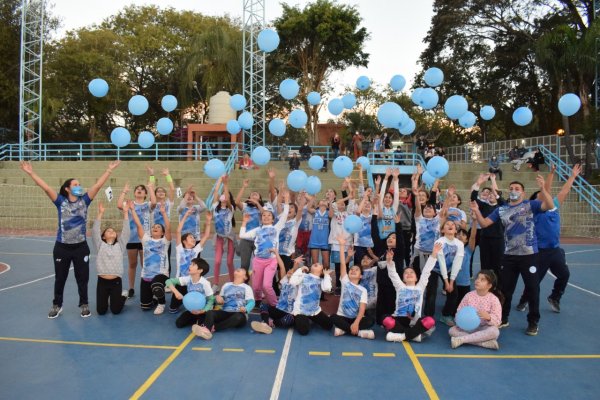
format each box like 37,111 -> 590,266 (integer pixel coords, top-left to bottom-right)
51,0 -> 435,94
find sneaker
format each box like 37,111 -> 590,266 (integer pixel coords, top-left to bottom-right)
334,287 -> 341,297
251,321 -> 273,335
412,335 -> 422,342
121,290 -> 129,299
547,297 -> 560,313
525,322 -> 539,336
358,330 -> 375,340
154,304 -> 165,315
451,336 -> 463,349
498,320 -> 510,329
128,288 -> 135,299
80,304 -> 91,318
385,332 -> 406,342
424,325 -> 436,337
192,325 -> 213,340
439,315 -> 455,327
516,301 -> 528,312
479,340 -> 500,350
48,305 -> 62,319
333,327 -> 346,337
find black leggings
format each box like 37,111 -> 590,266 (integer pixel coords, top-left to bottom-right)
140,274 -> 168,309
169,284 -> 188,311
330,314 -> 375,333
294,311 -> 333,335
387,316 -> 429,340
441,284 -> 471,317
176,311 -> 207,328
423,272 -> 444,317
376,284 -> 397,325
96,276 -> 126,315
52,241 -> 90,307
204,310 -> 247,331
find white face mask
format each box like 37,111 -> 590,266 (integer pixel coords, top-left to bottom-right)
509,191 -> 521,201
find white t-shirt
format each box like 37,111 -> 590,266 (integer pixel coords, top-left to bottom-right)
175,242 -> 203,277
177,275 -> 213,296
336,275 -> 368,318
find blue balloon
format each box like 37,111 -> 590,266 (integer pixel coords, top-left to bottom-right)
397,110 -> 409,129
444,95 -> 468,120
110,127 -> 131,148
279,79 -> 300,100
88,78 -> 109,97
513,107 -> 533,126
419,88 -> 439,110
268,119 -> 286,137
308,155 -> 324,170
480,105 -> 495,121
455,306 -> 480,332
422,171 -> 436,186
342,93 -> 357,109
426,156 -> 449,178
156,118 -> 173,135
128,95 -> 149,116
399,118 -> 416,135
343,214 -> 362,234
137,131 -> 155,149
558,93 -> 581,117
459,111 -> 477,128
252,146 -> 271,166
161,95 -> 177,112
238,111 -> 254,130
289,109 -> 308,129
424,67 -> 444,87
377,102 -> 403,128
257,28 -> 280,53
305,176 -> 322,195
390,75 -> 406,91
356,75 -> 371,91
183,292 -> 206,312
332,156 -> 353,178
226,120 -> 241,135
328,99 -> 344,116
356,156 -> 369,169
204,159 -> 225,179
230,94 -> 247,111
307,91 -> 321,106
411,88 -> 424,106
287,170 -> 308,192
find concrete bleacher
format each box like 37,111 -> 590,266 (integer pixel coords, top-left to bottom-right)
0,159 -> 598,237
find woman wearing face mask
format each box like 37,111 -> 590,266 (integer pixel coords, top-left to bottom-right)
20,160 -> 120,319
488,155 -> 502,181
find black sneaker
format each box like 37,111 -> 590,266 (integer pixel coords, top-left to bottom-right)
547,297 -> 560,313
498,320 -> 510,329
334,287 -> 341,297
48,305 -> 62,319
80,304 -> 91,318
128,288 -> 135,299
526,322 -> 539,336
516,301 -> 528,312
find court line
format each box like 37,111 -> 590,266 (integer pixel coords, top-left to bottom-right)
342,352 -> 363,357
373,352 -> 396,357
223,348 -> 244,352
191,347 -> 212,351
256,349 -> 276,354
269,328 -> 293,400
416,354 -> 600,359
402,341 -> 439,400
0,252 -> 53,256
0,336 -> 177,350
565,249 -> 600,255
547,271 -> 600,298
308,351 -> 330,356
0,268 -> 71,292
0,262 -> 10,275
130,333 -> 195,400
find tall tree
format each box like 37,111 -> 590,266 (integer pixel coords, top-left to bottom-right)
0,0 -> 21,136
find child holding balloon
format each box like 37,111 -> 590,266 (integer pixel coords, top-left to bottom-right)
450,270 -> 503,350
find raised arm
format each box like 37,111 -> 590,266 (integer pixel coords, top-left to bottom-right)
199,213 -> 212,247
159,202 -> 172,241
162,168 -> 176,202
20,161 -> 57,202
469,201 -> 494,228
268,168 -> 277,203
536,174 -> 555,212
176,208 -> 193,245
129,201 -> 145,240
117,182 -> 130,211
92,202 -> 105,250
235,179 -> 249,210
386,249 -> 403,290
391,168 -> 400,212
545,165 -> 556,193
556,164 -> 581,206
467,217 -> 477,251
147,182 -> 157,210
338,235 -> 349,280
88,160 -> 120,200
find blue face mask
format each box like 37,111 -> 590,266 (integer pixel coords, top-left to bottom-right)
71,185 -> 84,197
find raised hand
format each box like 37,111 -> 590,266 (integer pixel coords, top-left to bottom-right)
536,174 -> 546,189
469,200 -> 479,212
242,179 -> 250,188
386,249 -> 394,263
391,168 -> 400,178
267,168 -> 276,179
572,163 -> 581,178
432,242 -> 443,257
146,165 -> 154,175
20,161 -> 33,175
347,246 -> 355,258
98,202 -> 105,215
394,213 -> 401,223
204,212 -> 213,223
161,168 -> 170,176
107,160 -> 120,172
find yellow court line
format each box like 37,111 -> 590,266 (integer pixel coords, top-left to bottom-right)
130,333 -> 195,400
402,342 -> 439,400
373,352 -> 396,357
223,348 -> 244,352
191,347 -> 212,351
255,349 -> 276,354
308,351 -> 330,356
0,336 -> 177,350
417,354 -> 600,359
342,352 -> 363,357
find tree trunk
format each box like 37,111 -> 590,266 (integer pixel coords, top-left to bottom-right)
579,78 -> 594,177
89,116 -> 96,160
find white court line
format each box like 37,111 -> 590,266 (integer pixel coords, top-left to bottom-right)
270,328 -> 294,400
0,267 -> 72,292
0,237 -> 55,243
565,249 -> 600,255
0,262 -> 10,275
548,271 -> 600,298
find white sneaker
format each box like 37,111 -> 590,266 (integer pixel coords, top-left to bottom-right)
121,290 -> 129,298
451,336 -> 463,349
333,327 -> 346,337
479,340 -> 500,350
358,330 -> 375,340
251,321 -> 273,334
412,335 -> 422,342
154,304 -> 165,315
424,326 -> 436,337
385,332 -> 406,342
192,324 -> 213,340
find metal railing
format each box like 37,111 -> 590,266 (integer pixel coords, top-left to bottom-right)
366,152 -> 425,189
205,146 -> 239,207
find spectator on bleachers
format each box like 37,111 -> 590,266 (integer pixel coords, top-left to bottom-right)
508,146 -> 520,162
331,134 -> 341,160
240,153 -> 255,170
512,149 -> 536,171
528,149 -> 545,172
393,146 -> 405,165
279,143 -> 289,161
416,136 -> 429,156
488,155 -> 503,180
289,153 -> 300,170
437,147 -> 446,158
299,141 -> 312,161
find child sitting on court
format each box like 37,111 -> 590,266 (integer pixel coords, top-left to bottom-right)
290,261 -> 333,336
359,255 -> 378,317
166,257 -> 214,331
450,270 -> 503,350
383,243 -> 441,342
330,236 -> 375,339
93,201 -> 130,315
194,268 -> 255,340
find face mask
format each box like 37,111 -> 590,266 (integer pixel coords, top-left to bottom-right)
71,186 -> 84,197
509,191 -> 520,201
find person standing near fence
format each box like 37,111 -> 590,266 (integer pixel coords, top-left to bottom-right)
20,160 -> 120,318
331,133 -> 341,160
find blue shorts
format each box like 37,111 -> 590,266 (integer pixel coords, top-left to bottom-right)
309,244 -> 330,251
330,250 -> 348,264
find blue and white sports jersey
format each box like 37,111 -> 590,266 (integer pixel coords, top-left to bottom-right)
359,267 -> 377,309
141,235 -> 169,279
179,205 -> 201,240
276,276 -> 297,313
152,200 -> 172,228
447,207 -> 466,224
488,200 -> 542,255
299,206 -> 313,231
336,275 -> 368,318
175,243 -> 203,277
455,247 -> 472,287
377,206 -> 395,238
414,215 -> 440,253
354,213 -> 374,248
308,209 -> 329,248
242,203 -> 261,231
221,282 -> 253,312
177,275 -> 213,296
434,236 -> 464,279
54,193 -> 92,244
254,226 -> 279,258
291,270 -> 332,316
394,286 -> 423,317
279,219 -> 299,256
128,201 -> 151,244
212,203 -> 234,238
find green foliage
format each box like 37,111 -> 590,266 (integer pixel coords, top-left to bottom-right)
0,0 -> 21,133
